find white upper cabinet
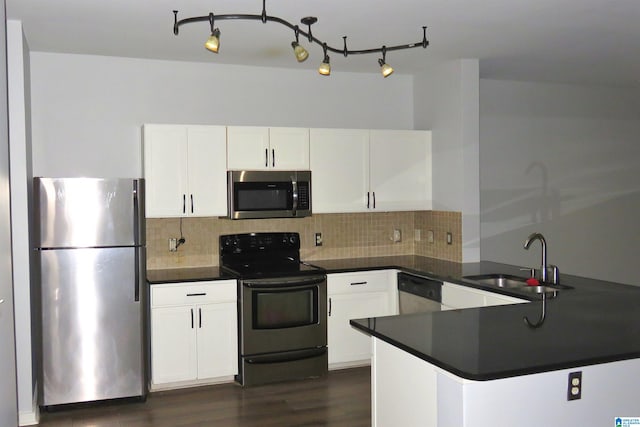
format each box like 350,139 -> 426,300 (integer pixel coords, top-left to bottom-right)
227,126 -> 309,170
369,130 -> 432,211
310,128 -> 432,213
310,128 -> 370,213
143,124 -> 227,218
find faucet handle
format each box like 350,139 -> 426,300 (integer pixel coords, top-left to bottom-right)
547,265 -> 560,285
519,267 -> 536,278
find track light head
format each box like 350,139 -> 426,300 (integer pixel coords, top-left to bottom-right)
378,46 -> 393,77
292,42 -> 309,62
318,56 -> 331,76
378,58 -> 394,77
205,28 -> 221,53
318,43 -> 330,76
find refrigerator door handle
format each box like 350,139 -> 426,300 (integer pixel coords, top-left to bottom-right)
134,249 -> 140,302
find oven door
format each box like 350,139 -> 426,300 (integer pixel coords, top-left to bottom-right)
240,275 -> 327,356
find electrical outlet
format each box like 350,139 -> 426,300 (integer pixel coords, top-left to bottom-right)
315,232 -> 323,247
446,232 -> 453,245
567,371 -> 582,400
414,229 -> 421,242
393,229 -> 402,243
169,238 -> 178,252
427,230 -> 434,243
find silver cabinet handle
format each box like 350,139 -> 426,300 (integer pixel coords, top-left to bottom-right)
199,308 -> 202,328
190,308 -> 194,329
265,148 -> 269,167
190,194 -> 194,214
186,293 -> 206,297
328,297 -> 332,317
182,194 -> 186,214
373,192 -> 376,209
350,281 -> 367,286
272,149 -> 275,167
367,192 -> 370,209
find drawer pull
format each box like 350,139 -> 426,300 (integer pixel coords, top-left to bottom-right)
350,281 -> 367,286
186,292 -> 206,297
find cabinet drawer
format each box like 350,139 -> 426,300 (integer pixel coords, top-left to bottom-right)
151,280 -> 237,307
328,270 -> 395,295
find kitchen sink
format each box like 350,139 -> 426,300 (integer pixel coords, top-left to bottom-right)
462,273 -> 572,296
463,274 -> 528,289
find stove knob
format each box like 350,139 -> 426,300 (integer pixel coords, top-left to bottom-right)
289,235 -> 297,244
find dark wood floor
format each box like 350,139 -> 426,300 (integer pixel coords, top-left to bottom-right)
38,367 -> 371,427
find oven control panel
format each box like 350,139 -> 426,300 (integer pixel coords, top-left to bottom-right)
220,232 -> 300,254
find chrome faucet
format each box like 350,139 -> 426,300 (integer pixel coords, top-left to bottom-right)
523,232 -> 548,283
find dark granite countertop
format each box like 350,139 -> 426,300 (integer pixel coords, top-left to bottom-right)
336,257 -> 640,381
146,266 -> 235,284
147,255 -> 640,381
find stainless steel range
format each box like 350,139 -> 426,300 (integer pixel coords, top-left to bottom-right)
220,232 -> 327,386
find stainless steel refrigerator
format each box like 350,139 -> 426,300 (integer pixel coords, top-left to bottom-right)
35,177 -> 147,407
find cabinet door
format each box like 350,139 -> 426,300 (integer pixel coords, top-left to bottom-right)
442,282 -> 485,309
483,293 -> 527,306
143,125 -> 189,217
151,305 -> 198,384
310,128 -> 370,213
328,291 -> 391,365
227,126 -> 270,170
196,302 -> 238,379
369,130 -> 432,211
187,126 -> 227,216
269,127 -> 310,170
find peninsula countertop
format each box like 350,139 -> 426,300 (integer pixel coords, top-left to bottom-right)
339,257 -> 640,380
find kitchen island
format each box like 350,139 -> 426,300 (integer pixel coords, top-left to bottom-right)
346,260 -> 640,426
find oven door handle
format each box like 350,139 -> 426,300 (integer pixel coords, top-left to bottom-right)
243,275 -> 326,289
245,347 -> 327,365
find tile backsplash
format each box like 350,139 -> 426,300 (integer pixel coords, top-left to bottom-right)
146,211 -> 462,270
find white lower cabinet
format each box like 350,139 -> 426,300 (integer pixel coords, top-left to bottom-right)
150,280 -> 237,389
442,281 -> 526,310
327,270 -> 397,368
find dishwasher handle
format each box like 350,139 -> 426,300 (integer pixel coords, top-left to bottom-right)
397,273 -> 442,303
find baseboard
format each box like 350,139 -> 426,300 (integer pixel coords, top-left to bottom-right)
18,387 -> 39,426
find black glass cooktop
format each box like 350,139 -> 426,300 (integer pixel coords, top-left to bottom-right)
219,232 -> 325,279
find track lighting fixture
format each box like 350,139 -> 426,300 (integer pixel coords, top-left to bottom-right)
378,46 -> 394,78
173,0 -> 429,77
318,43 -> 331,76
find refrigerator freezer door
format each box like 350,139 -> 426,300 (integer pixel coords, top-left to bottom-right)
40,247 -> 145,406
36,177 -> 145,248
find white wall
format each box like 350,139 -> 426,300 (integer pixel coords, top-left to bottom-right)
414,59 -> 480,262
7,21 -> 37,425
480,79 -> 640,286
1,6 -> 19,427
29,52 -> 414,178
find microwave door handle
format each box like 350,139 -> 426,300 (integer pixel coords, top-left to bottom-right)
292,179 -> 298,217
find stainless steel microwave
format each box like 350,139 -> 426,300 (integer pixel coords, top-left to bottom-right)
227,170 -> 312,219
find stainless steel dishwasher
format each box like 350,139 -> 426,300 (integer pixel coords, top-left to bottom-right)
397,272 -> 442,314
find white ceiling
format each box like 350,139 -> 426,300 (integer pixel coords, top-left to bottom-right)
6,0 -> 640,87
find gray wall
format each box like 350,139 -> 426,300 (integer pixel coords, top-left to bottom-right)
30,52 -> 415,178
479,79 -> 640,286
7,20 -> 37,424
1,3 -> 19,427
414,59 -> 480,262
